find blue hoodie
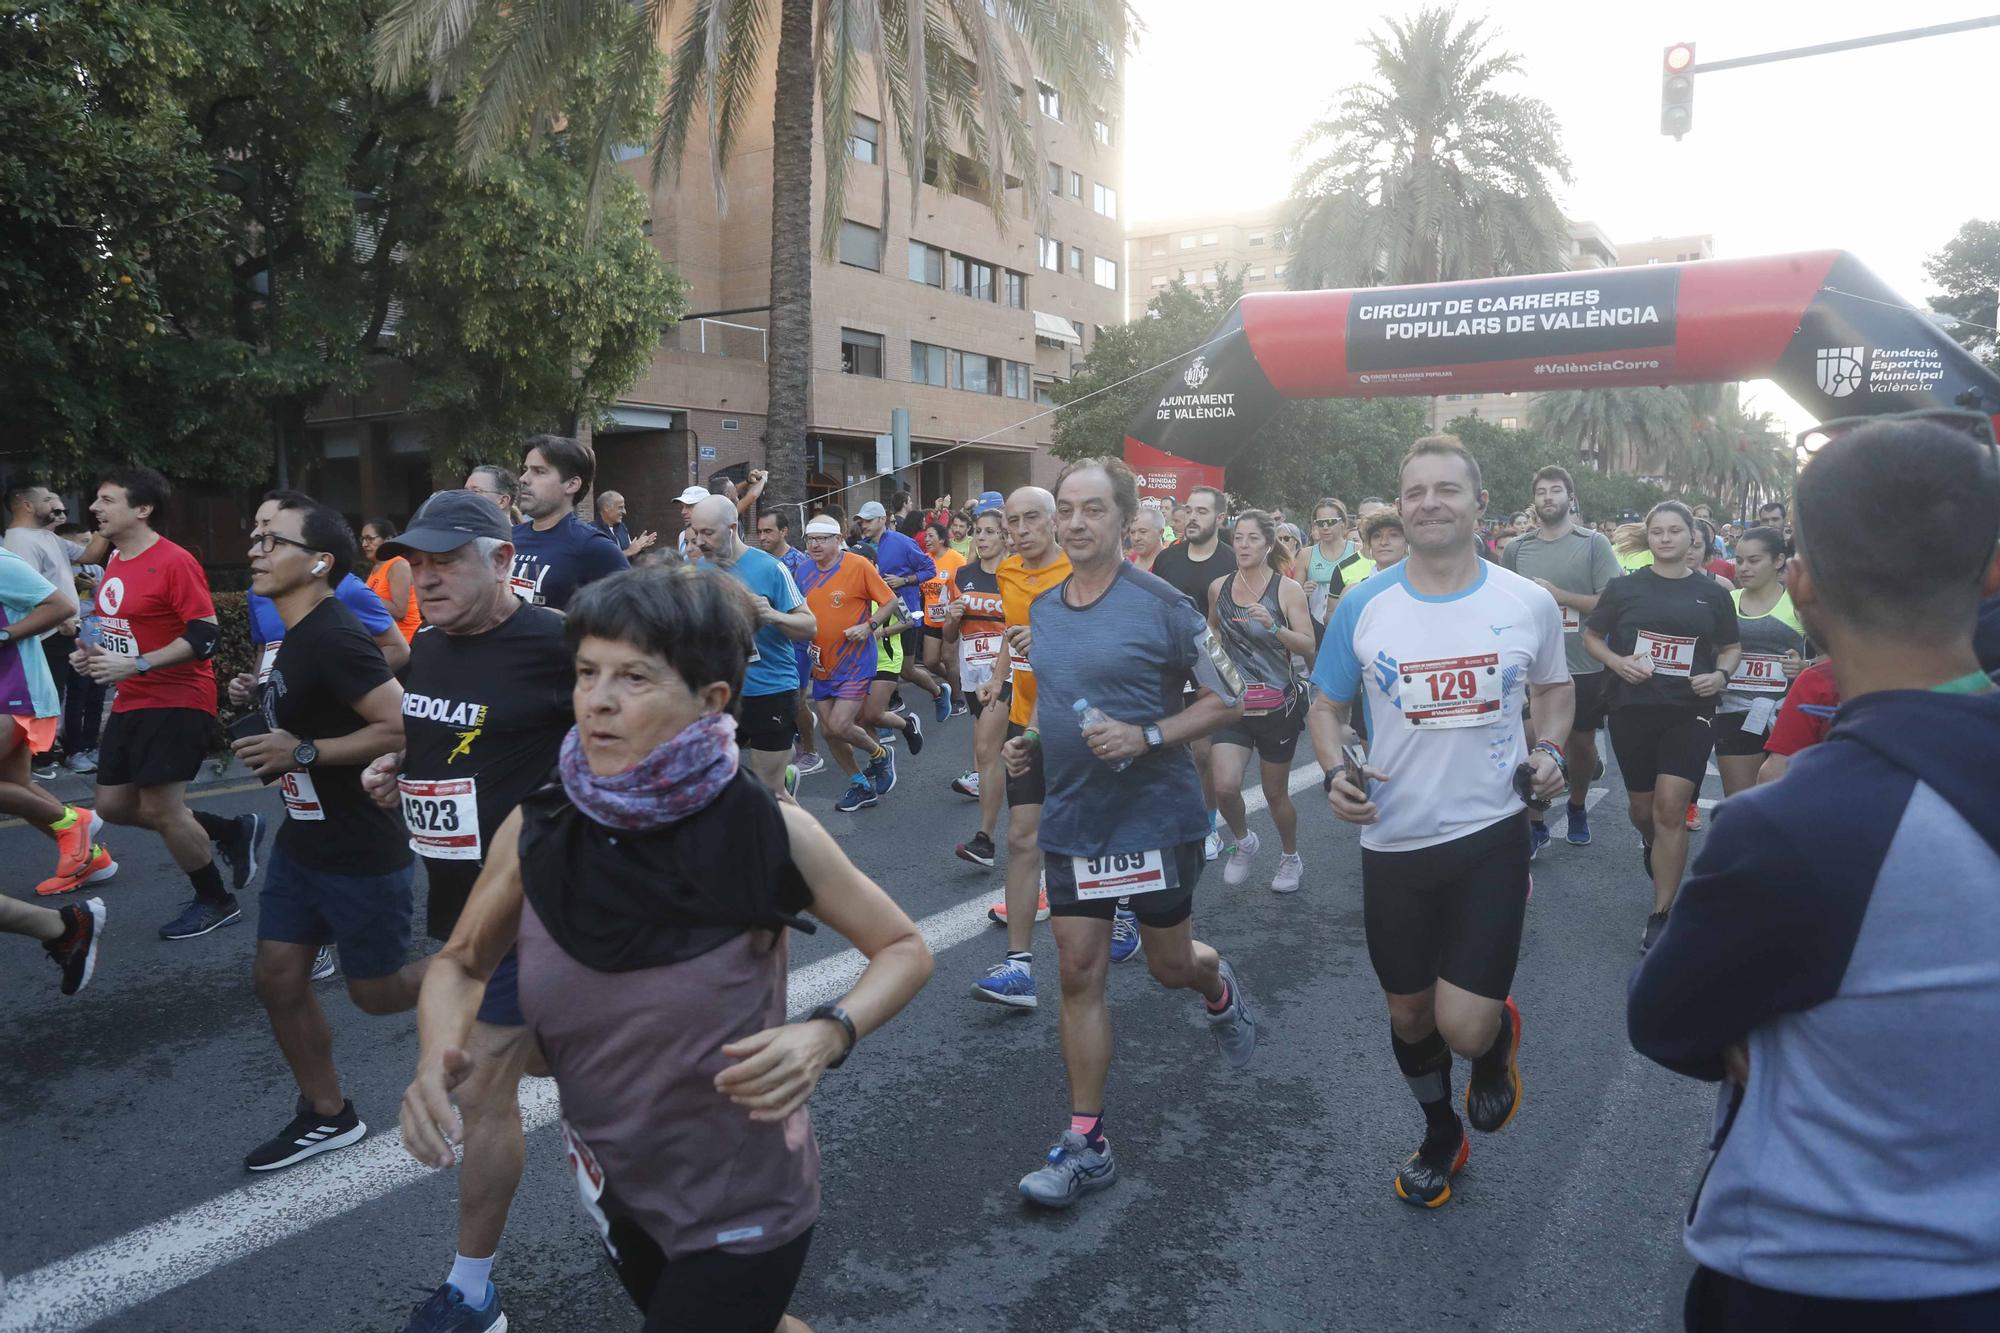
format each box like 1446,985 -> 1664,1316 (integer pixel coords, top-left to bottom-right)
1628,686 -> 2000,1301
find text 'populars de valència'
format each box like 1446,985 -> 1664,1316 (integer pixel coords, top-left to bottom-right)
1356,288 -> 1661,342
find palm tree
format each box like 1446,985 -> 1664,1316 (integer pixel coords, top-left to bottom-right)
1282,6 -> 1571,291
1684,385 -> 1788,505
1531,387 -> 1690,478
373,0 -> 1126,509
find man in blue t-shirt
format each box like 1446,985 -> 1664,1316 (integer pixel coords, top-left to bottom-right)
688,497 -> 816,791
859,499 -> 948,709
509,435 -> 628,611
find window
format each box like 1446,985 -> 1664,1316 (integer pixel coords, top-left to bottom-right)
1036,81 -> 1061,119
721,418 -> 740,430
612,143 -> 648,161
951,349 -> 993,394
1092,116 -> 1113,146
1037,235 -> 1061,272
1068,171 -> 1082,199
1248,232 -> 1266,247
1150,274 -> 1168,288
1092,183 -> 1117,218
1094,256 -> 1118,290
908,240 -> 944,287
849,113 -> 879,164
1047,161 -> 1062,196
1003,269 -> 1025,308
840,328 -> 884,378
1274,264 -> 1287,280
966,259 -> 995,302
911,341 -> 947,386
1150,240 -> 1166,257
948,253 -> 969,295
838,220 -> 881,270
1246,265 -> 1265,280
1500,417 -> 1519,429
1004,361 -> 1031,399
1068,244 -> 1083,275
1180,235 -> 1197,250
1200,232 -> 1218,247
1035,386 -> 1055,406
1069,318 -> 1085,346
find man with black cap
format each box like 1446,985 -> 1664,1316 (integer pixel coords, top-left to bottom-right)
358,490 -> 574,1333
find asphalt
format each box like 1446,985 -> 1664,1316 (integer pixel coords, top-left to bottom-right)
0,718 -> 1719,1333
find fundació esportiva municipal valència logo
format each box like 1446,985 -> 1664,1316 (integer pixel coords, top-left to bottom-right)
1815,345 -> 1866,398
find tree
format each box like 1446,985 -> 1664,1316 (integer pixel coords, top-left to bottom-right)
377,0 -> 1131,512
1925,218 -> 2000,369
1282,6 -> 1571,292
1443,416 -> 1667,522
1530,387 -> 1690,478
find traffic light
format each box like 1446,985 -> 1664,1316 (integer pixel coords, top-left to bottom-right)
1661,43 -> 1695,138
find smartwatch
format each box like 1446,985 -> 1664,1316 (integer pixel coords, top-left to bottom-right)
133,656 -> 152,674
292,740 -> 320,769
807,1003 -> 857,1068
1143,723 -> 1164,753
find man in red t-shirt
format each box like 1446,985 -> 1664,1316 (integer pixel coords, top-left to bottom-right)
1756,658 -> 1839,784
75,467 -> 259,941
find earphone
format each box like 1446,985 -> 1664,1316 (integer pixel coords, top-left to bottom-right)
312,560 -> 327,575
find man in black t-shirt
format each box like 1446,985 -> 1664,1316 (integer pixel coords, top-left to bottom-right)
233,496 -> 416,1175
361,490 -> 573,1333
1147,485 -> 1230,858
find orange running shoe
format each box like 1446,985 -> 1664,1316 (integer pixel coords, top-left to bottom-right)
987,882 -> 1052,925
53,806 -> 105,882
1685,801 -> 1702,831
36,843 -> 117,897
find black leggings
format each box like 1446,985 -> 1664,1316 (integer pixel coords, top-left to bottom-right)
609,1215 -> 813,1332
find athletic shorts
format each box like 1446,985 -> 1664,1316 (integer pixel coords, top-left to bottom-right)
873,668 -> 901,684
901,626 -> 926,664
257,843 -> 415,980
1570,670 -> 1615,732
922,625 -> 944,641
812,676 -> 870,703
1004,720 -> 1046,807
9,714 -> 58,755
792,645 -> 812,688
737,690 -> 798,753
1609,705 -> 1715,792
968,681 -> 1012,720
602,1207 -> 813,1333
1046,838 -> 1203,929
1710,710 -> 1770,758
1360,811 -> 1530,1000
96,707 -> 212,788
1213,694 -> 1306,764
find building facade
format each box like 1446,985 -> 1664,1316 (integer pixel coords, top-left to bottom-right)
1123,205 -> 1289,319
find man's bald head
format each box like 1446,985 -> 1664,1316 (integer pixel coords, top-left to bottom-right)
686,495 -> 743,561
1005,486 -> 1055,518
1004,485 -> 1057,562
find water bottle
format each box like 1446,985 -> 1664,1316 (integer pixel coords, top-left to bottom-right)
1073,698 -> 1133,772
79,615 -> 101,649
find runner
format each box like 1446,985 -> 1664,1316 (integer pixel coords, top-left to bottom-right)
1206,510 -> 1313,894
971,487 -> 1070,1007
73,467 -> 250,940
1125,506 -> 1166,574
354,490 -> 574,1333
755,511 -> 824,778
1303,499 -> 1359,633
1308,434 -> 1571,1210
857,500 -> 949,719
398,567 -> 931,1333
361,518 -> 425,643
2,892 -> 105,995
1007,457 -> 1257,1208
1756,659 -> 1839,785
864,599 -> 922,756
509,435 -> 629,610
1150,485 -> 1230,860
948,511 -> 973,559
1500,465 -> 1624,852
1360,511 -> 1407,573
794,516 -> 904,813
236,494 -> 420,1173
687,496 -> 816,794
918,522 -> 967,711
946,508 -> 1009,868
5,484 -> 84,769
1713,526 -> 1808,800
463,465 -> 521,523
1584,500 -> 1740,953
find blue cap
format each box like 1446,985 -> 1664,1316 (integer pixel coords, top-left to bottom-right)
976,489 -> 1005,514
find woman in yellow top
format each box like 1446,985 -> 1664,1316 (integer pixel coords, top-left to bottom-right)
1712,526 -> 1808,799
360,517 -> 423,641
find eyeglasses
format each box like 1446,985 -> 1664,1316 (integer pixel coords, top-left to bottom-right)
1796,408 -> 1998,456
1311,517 -> 1345,528
250,531 -> 318,554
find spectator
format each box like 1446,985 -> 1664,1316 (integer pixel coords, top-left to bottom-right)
592,491 -> 658,559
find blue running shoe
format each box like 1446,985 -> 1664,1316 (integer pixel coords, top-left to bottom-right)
866,745 -> 898,796
972,958 -> 1037,1008
1109,908 -> 1141,963
159,895 -> 242,941
1565,805 -> 1591,845
934,683 -> 954,724
1018,1130 -> 1116,1208
403,1281 -> 506,1333
834,777 -> 877,813
1528,821 -> 1551,861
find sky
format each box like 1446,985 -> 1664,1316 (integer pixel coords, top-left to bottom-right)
1120,0 -> 2000,429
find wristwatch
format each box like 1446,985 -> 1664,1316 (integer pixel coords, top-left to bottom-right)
133,656 -> 152,674
292,739 -> 319,769
807,1003 -> 857,1068
1143,723 -> 1164,753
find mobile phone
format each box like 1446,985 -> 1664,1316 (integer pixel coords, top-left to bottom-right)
1341,742 -> 1369,794
226,711 -> 280,785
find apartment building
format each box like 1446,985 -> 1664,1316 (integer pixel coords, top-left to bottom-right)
1123,205 -> 1289,319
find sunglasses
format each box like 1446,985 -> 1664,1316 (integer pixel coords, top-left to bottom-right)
1796,407 -> 1998,455
1311,517 -> 1345,528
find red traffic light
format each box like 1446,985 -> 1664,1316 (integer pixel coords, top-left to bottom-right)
1664,43 -> 1695,72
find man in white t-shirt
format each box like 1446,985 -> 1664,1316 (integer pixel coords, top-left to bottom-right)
1308,435 -> 1572,1214
5,485 -> 90,772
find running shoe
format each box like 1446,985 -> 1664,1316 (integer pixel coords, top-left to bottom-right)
159,895 -> 242,940
1393,1126 -> 1469,1208
1109,908 -> 1141,963
1591,746 -> 1605,782
310,944 -> 339,982
834,777 -> 877,813
987,883 -> 1050,924
1270,852 -> 1304,894
53,806 -> 105,882
951,770 -> 981,799
66,750 -> 98,774
1685,801 -> 1701,832
783,764 -> 800,800
1018,1130 -> 1115,1208
35,843 -> 117,897
1528,821 -> 1550,860
216,812 -> 266,894
1641,910 -> 1670,954
902,708 -> 925,755
972,958 -> 1037,1008
1465,996 -> 1523,1134
1221,830 -> 1261,886
32,758 -> 59,781
1206,958 -> 1257,1068
934,683 -> 954,724
951,700 -> 968,718
244,1096 -> 366,1172
403,1281 -> 507,1333
1565,805 -> 1591,846
865,745 -> 897,796
956,830 -> 997,867
1203,829 -> 1222,862
44,897 -> 106,996
876,727 -> 897,747
792,751 -> 826,777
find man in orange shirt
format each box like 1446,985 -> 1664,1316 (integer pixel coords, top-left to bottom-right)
795,516 -> 908,813
919,521 -> 968,715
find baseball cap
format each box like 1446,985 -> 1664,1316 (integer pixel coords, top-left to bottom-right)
804,516 -> 844,537
976,490 -> 1005,514
677,485 -> 711,505
856,500 -> 887,520
380,490 -> 513,557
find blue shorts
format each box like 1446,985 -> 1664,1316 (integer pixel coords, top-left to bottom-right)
257,843 -> 414,980
478,950 -> 525,1027
812,676 -> 872,702
793,645 -> 812,687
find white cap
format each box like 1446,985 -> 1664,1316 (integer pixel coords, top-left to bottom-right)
804,516 -> 844,537
677,485 -> 711,505
856,500 -> 887,520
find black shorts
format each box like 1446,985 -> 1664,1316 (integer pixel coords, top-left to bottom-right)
1683,1263 -> 2000,1333
968,680 -> 1012,720
900,626 -> 925,664
604,1208 -> 813,1333
737,690 -> 798,753
1046,838 -> 1203,928
1361,811 -> 1530,1000
1213,694 -> 1306,764
1609,705 -> 1714,792
96,707 -> 212,788
1004,720 -> 1046,807
923,625 -> 944,641
1570,670 -> 1615,732
1710,710 -> 1770,758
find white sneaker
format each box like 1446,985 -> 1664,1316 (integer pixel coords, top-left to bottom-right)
1222,830 -> 1261,886
1203,830 -> 1222,862
309,944 -> 339,982
1271,852 -> 1304,894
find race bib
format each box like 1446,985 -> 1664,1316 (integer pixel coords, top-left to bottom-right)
1741,695 -> 1779,737
1071,848 -> 1168,900
99,617 -> 136,658
400,776 -> 481,860
508,575 -> 538,604
1399,653 -> 1502,729
1635,630 -> 1695,678
1560,604 -> 1582,632
255,641 -> 280,686
561,1118 -> 617,1253
279,770 -> 325,821
1730,653 -> 1788,693
959,631 -> 1002,691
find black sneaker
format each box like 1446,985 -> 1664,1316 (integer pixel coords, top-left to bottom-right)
216,812 -> 266,893
33,758 -> 60,781
956,830 -> 997,867
1641,841 -> 1653,880
245,1096 -> 367,1171
1393,1121 -> 1469,1209
1465,997 -> 1522,1133
159,895 -> 242,941
1641,910 -> 1670,954
902,707 -> 924,755
44,896 -> 106,995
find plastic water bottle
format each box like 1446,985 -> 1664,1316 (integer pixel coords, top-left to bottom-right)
1073,698 -> 1133,772
79,615 -> 101,648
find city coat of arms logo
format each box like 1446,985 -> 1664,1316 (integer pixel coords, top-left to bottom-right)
1183,356 -> 1210,389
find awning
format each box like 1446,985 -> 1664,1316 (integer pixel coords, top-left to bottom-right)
602,405 -> 678,432
1033,311 -> 1080,345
